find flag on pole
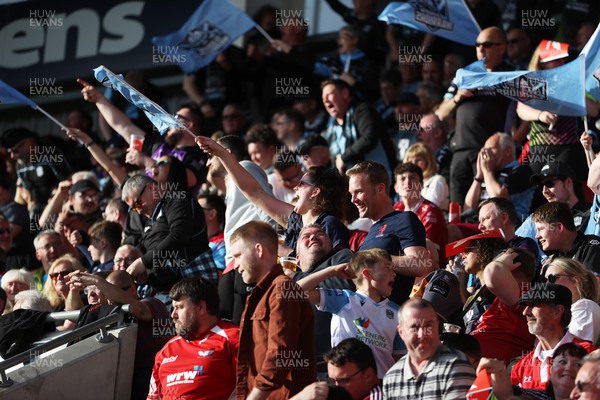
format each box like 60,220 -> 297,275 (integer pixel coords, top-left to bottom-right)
0,80 -> 37,108
454,56 -> 586,116
94,66 -> 185,135
378,0 -> 481,46
151,0 -> 256,74
579,22 -> 600,102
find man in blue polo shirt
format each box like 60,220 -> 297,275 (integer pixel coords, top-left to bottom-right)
346,161 -> 433,304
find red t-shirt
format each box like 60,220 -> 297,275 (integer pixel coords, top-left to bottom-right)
471,297 -> 536,365
394,198 -> 447,260
147,320 -> 239,400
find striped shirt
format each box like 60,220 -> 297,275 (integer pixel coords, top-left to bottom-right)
383,345 -> 475,400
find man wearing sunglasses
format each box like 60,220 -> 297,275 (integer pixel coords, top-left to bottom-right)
436,26 -> 512,206
516,161 -> 592,260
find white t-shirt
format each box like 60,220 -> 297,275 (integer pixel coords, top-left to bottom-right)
267,172 -> 296,204
570,298 -> 600,344
318,289 -> 404,378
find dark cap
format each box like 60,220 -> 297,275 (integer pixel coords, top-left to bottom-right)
298,135 -> 329,156
69,179 -> 99,195
0,128 -> 38,149
396,92 -> 420,106
518,283 -> 572,308
530,161 -> 577,185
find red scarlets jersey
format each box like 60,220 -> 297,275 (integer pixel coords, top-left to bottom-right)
147,321 -> 239,400
394,198 -> 447,260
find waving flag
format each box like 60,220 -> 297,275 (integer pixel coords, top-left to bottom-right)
0,80 -> 37,108
454,56 -> 586,116
580,22 -> 600,102
378,0 -> 480,46
152,0 -> 256,74
94,66 -> 185,134
466,369 -> 494,400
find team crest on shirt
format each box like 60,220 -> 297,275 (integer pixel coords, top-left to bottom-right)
376,224 -> 388,237
198,349 -> 215,357
386,310 -> 394,320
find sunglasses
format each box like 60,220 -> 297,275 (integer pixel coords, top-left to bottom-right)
152,160 -> 170,168
545,273 -> 570,283
50,270 -> 72,280
476,41 -> 503,49
131,184 -> 147,213
329,368 -> 364,386
174,113 -> 191,122
298,179 -> 315,187
538,177 -> 562,190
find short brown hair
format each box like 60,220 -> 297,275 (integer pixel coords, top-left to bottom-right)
531,202 -> 576,232
346,161 -> 390,192
230,221 -> 278,254
350,249 -> 391,285
88,220 -> 123,251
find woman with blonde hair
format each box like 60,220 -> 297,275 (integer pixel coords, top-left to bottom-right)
544,257 -> 600,344
404,142 -> 449,210
44,254 -> 85,311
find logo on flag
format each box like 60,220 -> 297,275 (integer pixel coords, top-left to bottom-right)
493,76 -> 548,102
178,22 -> 231,57
412,0 -> 454,32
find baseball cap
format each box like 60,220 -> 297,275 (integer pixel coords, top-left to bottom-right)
298,135 -> 329,156
69,179 -> 99,195
538,40 -> 570,63
445,229 -> 505,258
518,283 -> 572,308
530,161 -> 577,185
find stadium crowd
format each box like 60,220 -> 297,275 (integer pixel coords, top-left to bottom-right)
1,0 -> 600,399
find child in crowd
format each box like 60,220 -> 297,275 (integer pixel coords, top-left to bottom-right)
297,248 -> 404,379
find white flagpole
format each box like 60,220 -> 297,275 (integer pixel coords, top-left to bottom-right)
99,66 -> 198,139
344,56 -> 351,73
35,106 -> 86,145
584,115 -> 595,167
254,24 -> 274,43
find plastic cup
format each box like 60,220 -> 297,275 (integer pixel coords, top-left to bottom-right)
130,135 -> 145,152
280,256 -> 298,272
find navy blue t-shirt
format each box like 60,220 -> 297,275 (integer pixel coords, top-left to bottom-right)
359,210 -> 426,304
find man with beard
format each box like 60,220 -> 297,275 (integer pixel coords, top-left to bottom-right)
291,224 -> 354,378
511,283 -> 596,391
147,277 -> 239,400
78,79 -> 207,189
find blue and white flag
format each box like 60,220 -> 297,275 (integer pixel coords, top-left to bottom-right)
455,57 -> 586,116
580,22 -> 600,102
0,80 -> 37,108
94,66 -> 185,134
378,0 -> 480,46
152,0 -> 256,75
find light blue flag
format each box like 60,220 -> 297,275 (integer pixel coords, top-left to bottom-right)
378,0 -> 480,46
580,22 -> 600,102
0,80 -> 37,108
151,0 -> 256,75
455,57 -> 586,116
94,66 -> 185,134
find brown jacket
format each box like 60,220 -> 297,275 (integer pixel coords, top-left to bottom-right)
236,265 -> 316,399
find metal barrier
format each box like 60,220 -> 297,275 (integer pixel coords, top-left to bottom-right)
0,304 -> 132,388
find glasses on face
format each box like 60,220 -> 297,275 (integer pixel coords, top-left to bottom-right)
50,270 -> 72,280
131,184 -> 147,213
84,285 -> 101,296
75,192 -> 100,201
152,160 -> 170,168
576,380 -> 587,392
175,113 -> 191,122
545,273 -> 570,283
476,41 -> 503,49
329,369 -> 364,386
298,179 -> 315,187
538,177 -> 562,190
114,256 -> 137,265
0,228 -> 11,235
